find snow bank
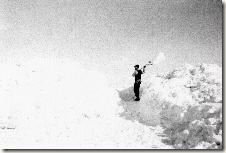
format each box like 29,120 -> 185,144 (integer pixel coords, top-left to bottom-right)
139,63 -> 222,125
0,58 -> 173,149
0,58 -> 120,128
138,63 -> 222,149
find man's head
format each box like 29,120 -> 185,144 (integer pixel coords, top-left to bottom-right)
134,64 -> 139,70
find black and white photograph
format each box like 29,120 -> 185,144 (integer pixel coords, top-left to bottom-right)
0,0 -> 223,149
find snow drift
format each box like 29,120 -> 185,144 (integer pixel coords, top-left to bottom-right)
0,58 -> 173,149
0,58 -> 120,127
139,63 -> 222,125
138,63 -> 222,149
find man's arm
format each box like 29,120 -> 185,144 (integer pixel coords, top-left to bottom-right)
141,66 -> 146,74
132,70 -> 138,77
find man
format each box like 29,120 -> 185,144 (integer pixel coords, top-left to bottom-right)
132,64 -> 146,101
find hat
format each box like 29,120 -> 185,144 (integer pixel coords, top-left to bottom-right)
134,64 -> 139,68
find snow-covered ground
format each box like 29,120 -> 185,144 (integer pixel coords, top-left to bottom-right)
0,58 -> 222,149
0,58 -> 172,149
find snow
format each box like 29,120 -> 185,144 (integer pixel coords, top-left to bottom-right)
139,63 -> 222,126
137,63 -> 222,149
0,58 -> 171,149
0,58 -> 222,149
153,52 -> 166,65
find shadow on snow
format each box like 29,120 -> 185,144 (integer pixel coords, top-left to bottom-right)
116,86 -> 144,122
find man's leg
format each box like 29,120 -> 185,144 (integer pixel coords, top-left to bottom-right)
134,83 -> 140,100
134,83 -> 137,99
136,83 -> 140,100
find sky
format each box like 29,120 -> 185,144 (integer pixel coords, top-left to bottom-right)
0,0 -> 222,88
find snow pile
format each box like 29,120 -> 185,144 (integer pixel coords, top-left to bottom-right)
0,58 -> 120,126
0,58 -> 173,149
138,63 -> 222,149
139,63 -> 222,125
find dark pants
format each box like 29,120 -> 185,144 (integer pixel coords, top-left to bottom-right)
134,82 -> 141,99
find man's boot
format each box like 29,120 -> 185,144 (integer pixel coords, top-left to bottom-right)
135,97 -> 140,101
